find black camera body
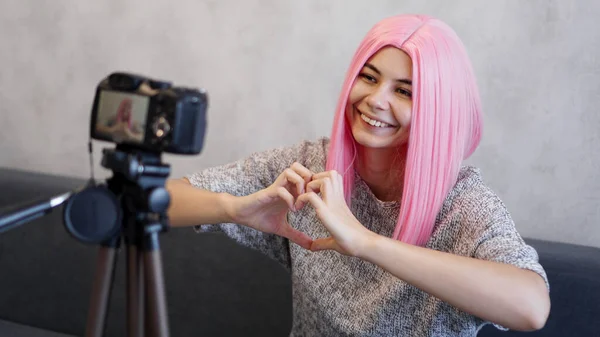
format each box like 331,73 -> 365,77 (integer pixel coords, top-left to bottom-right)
90,72 -> 208,155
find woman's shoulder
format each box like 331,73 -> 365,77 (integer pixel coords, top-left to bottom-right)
449,165 -> 501,205
254,137 -> 329,156
438,165 -> 512,229
287,136 -> 330,155
430,166 -> 518,253
284,136 -> 330,157
254,136 -> 330,167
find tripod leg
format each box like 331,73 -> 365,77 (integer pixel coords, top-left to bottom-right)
126,236 -> 145,337
143,231 -> 170,337
85,237 -> 120,337
144,272 -> 154,337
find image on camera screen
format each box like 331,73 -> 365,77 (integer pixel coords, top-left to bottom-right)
95,91 -> 148,144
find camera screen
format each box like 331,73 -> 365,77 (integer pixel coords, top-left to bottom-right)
94,90 -> 149,144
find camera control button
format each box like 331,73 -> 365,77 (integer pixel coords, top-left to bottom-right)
152,117 -> 171,138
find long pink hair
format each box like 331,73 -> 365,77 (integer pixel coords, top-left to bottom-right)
327,14 -> 483,246
116,98 -> 133,129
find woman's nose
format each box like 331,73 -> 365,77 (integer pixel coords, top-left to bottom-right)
366,86 -> 390,111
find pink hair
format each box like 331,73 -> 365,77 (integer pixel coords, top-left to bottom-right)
326,14 -> 483,246
116,98 -> 133,129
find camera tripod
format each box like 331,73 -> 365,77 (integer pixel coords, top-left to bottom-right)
64,146 -> 173,337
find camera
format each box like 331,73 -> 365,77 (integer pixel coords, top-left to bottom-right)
0,71 -> 211,337
90,72 -> 208,155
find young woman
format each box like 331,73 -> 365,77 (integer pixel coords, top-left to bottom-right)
166,14 -> 550,336
96,98 -> 144,142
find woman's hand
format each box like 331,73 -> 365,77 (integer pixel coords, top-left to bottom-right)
229,162 -> 315,250
123,123 -> 144,142
108,121 -> 129,140
295,170 -> 377,257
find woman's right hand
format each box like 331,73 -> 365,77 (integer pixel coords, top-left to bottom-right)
228,162 -> 314,250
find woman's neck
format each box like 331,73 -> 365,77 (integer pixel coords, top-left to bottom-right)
355,144 -> 407,202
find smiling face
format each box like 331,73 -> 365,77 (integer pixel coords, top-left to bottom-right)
346,46 -> 413,149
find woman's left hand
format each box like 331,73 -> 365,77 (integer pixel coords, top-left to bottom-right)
295,170 -> 377,257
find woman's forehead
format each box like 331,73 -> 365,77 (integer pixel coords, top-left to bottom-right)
365,47 -> 412,79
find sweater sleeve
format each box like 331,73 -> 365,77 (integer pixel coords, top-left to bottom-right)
470,192 -> 549,290
465,176 -> 549,331
184,137 -> 329,270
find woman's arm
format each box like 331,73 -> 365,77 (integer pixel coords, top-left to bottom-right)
166,178 -> 236,227
123,125 -> 144,142
359,235 -> 550,331
166,165 -> 315,250
297,170 -> 551,332
95,121 -> 118,135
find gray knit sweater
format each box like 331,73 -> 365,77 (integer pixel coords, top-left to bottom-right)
186,137 -> 549,337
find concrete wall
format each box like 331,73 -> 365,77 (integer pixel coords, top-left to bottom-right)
1,0 -> 598,247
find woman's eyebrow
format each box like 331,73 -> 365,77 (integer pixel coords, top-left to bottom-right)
364,63 -> 412,86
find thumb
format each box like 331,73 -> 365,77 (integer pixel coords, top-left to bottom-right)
282,227 -> 313,250
279,219 -> 313,250
310,237 -> 336,252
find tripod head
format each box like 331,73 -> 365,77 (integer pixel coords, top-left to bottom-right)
63,145 -> 172,246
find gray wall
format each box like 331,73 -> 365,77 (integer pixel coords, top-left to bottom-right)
1,1 -> 598,248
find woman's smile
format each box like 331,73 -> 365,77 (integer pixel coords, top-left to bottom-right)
356,108 -> 398,129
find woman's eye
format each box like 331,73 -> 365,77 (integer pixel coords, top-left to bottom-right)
359,73 -> 376,83
396,88 -> 412,98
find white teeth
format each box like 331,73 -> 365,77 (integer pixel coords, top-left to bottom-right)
360,113 -> 390,128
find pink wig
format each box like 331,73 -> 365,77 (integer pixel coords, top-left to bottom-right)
116,98 -> 133,129
326,14 -> 483,246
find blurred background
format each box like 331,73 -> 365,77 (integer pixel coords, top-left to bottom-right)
0,0 -> 598,248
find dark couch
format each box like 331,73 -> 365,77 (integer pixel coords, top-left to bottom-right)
0,167 -> 598,336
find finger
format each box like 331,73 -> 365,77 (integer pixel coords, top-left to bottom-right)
307,178 -> 333,200
273,169 -> 302,197
280,226 -> 313,250
276,186 -> 296,212
283,168 -> 308,196
305,179 -> 323,195
312,171 -> 343,198
290,162 -> 314,183
310,237 -> 336,252
311,170 -> 340,181
335,171 -> 344,195
295,191 -> 326,212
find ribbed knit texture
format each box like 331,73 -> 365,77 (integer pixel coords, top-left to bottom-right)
187,137 -> 548,337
